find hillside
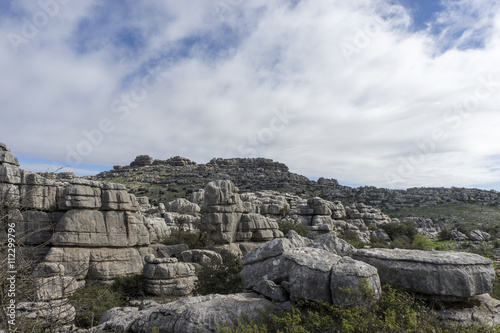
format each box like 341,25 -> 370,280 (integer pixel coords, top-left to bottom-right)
87,155 -> 500,211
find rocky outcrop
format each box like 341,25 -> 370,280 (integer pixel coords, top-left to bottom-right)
200,180 -> 283,244
143,255 -> 197,297
95,293 -> 274,333
241,231 -> 381,306
130,155 -> 154,167
354,248 -> 495,300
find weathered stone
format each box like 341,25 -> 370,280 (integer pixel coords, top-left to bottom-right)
0,151 -> 18,166
151,243 -> 190,259
309,233 -> 356,257
468,230 -> 491,242
130,155 -> 154,167
127,293 -> 273,333
34,276 -> 80,301
57,184 -> 101,210
16,299 -> 76,327
143,262 -> 196,280
98,306 -> 142,332
18,211 -> 61,245
330,257 -> 381,308
0,164 -> 22,184
101,189 -> 140,211
180,249 -> 222,266
436,294 -> 500,326
253,279 -> 289,302
51,209 -> 150,247
354,248 -> 495,298
145,276 -> 197,296
285,230 -> 313,248
44,247 -> 91,280
284,247 -> 341,303
204,180 -> 243,207
242,238 -> 293,265
87,248 -> 144,282
165,198 -> 201,214
241,255 -> 292,290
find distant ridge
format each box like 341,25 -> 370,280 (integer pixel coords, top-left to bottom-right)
86,155 -> 500,209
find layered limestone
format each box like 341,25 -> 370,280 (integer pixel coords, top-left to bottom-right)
354,248 -> 495,299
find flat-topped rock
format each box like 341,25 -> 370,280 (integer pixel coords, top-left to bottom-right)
354,248 -> 495,299
355,248 -> 492,265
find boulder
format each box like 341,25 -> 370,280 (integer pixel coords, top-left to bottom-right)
283,247 -> 341,303
87,248 -> 144,282
354,248 -> 495,299
126,293 -> 273,333
309,233 -> 356,257
468,230 -> 491,242
165,198 -> 200,214
330,257 -> 381,308
143,256 -> 197,296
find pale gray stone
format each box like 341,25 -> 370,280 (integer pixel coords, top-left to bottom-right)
330,257 -> 381,308
310,233 -> 356,257
253,279 -> 289,302
468,229 -> 491,242
284,247 -> 341,303
165,198 -> 201,214
354,248 -> 495,298
128,293 -> 273,333
87,248 -> 144,281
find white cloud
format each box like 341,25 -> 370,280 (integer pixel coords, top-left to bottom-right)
1,0 -> 500,190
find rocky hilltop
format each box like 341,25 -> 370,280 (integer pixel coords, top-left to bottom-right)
89,154 -> 500,209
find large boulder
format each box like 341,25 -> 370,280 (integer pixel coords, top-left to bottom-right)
241,231 -> 381,306
126,293 -> 273,333
143,256 -> 197,296
354,248 -> 495,299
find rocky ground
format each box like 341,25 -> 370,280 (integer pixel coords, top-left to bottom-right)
3,143 -> 500,332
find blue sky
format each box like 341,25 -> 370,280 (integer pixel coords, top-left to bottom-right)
1,0 -> 500,191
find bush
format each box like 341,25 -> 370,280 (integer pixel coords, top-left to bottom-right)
219,285 -> 500,332
279,221 -> 309,238
391,235 -> 414,249
412,234 -> 433,250
439,228 -> 452,241
381,221 -> 418,241
111,274 -> 147,300
69,283 -> 125,328
194,252 -> 245,295
341,230 -> 367,249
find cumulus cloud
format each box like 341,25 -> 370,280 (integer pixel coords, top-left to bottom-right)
1,0 -> 500,190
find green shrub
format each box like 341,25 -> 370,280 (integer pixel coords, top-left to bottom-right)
69,283 -> 125,328
340,230 -> 367,249
279,221 -> 309,238
381,221 -> 418,241
438,228 -> 452,241
412,234 -> 433,250
111,274 -> 147,300
219,285 -> 500,332
194,252 -> 245,295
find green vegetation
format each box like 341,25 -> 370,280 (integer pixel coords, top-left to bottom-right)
219,285 -> 500,333
69,283 -> 126,328
194,252 -> 245,295
384,203 -> 500,240
279,221 -> 310,238
111,274 -> 148,300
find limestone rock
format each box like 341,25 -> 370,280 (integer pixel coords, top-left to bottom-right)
130,155 -> 154,167
44,247 -> 91,280
283,247 -> 342,302
468,229 -> 491,242
143,258 -> 197,296
204,180 -> 243,208
253,279 -> 289,302
87,248 -> 144,282
51,209 -> 150,247
57,184 -> 101,210
309,233 -> 356,257
180,249 -> 222,266
126,293 -> 273,333
165,198 -> 200,214
97,307 -> 142,332
16,299 -> 76,327
101,188 -> 140,211
330,257 -> 381,308
354,248 -> 495,299
436,294 -> 500,326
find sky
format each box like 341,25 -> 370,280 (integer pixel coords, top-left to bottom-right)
1,0 -> 500,191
